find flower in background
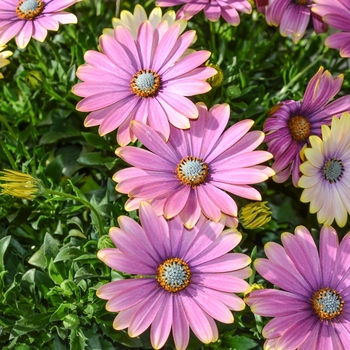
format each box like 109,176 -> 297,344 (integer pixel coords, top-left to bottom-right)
0,45 -> 12,78
239,201 -> 272,229
299,113 -> 350,227
0,169 -> 42,199
255,0 -> 327,43
0,0 -> 80,49
312,0 -> 350,57
97,202 -> 251,350
156,0 -> 252,26
264,67 -> 350,187
103,4 -> 187,39
246,225 -> 350,349
73,22 -> 216,146
114,102 -> 274,228
206,62 -> 224,87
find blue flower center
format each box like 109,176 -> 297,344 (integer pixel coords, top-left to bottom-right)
16,0 -> 44,19
131,69 -> 160,97
312,288 -> 344,320
176,156 -> 209,187
322,158 -> 344,183
156,258 -> 191,293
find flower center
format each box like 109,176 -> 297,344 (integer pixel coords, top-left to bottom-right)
176,156 -> 209,187
312,288 -> 344,320
16,0 -> 44,20
293,0 -> 310,5
131,69 -> 160,97
156,258 -> 191,293
288,115 -> 311,141
323,158 -> 344,183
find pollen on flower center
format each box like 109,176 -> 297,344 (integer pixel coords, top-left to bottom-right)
176,156 -> 209,187
293,0 -> 310,5
312,288 -> 344,320
131,69 -> 160,97
288,115 -> 311,141
323,158 -> 344,183
156,258 -> 191,293
16,0 -> 44,20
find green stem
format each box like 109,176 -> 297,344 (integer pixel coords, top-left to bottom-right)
209,21 -> 217,62
0,138 -> 16,170
44,189 -> 104,238
44,84 -> 77,110
0,115 -> 18,140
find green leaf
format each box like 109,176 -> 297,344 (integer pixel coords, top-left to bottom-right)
77,152 -> 117,167
44,233 -> 60,259
81,132 -> 111,150
28,248 -> 47,269
54,247 -> 85,262
223,335 -> 258,350
69,328 -> 87,350
0,236 -> 11,271
10,313 -> 52,338
50,303 -> 76,322
48,259 -> 65,285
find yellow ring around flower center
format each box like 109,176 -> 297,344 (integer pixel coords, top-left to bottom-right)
312,287 -> 344,320
156,257 -> 191,293
176,156 -> 208,187
131,69 -> 160,97
16,0 -> 44,20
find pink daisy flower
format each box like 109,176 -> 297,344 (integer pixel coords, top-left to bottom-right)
312,0 -> 350,57
264,67 -> 350,187
97,202 -> 251,350
0,0 -> 80,49
73,22 -> 216,146
246,225 -> 350,350
255,0 -> 327,43
156,0 -> 252,26
114,102 -> 274,228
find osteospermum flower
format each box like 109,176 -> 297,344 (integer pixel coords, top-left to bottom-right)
156,0 -> 252,26
0,45 -> 12,78
246,225 -> 350,349
299,113 -> 350,227
264,67 -> 350,187
255,0 -> 327,43
114,102 -> 274,228
0,0 -> 80,49
97,202 -> 251,350
73,22 -> 216,146
312,0 -> 350,57
103,4 -> 187,40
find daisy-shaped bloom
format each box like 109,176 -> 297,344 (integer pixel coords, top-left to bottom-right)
246,225 -> 350,349
114,102 -> 274,228
299,113 -> 350,227
156,0 -> 252,26
97,202 -> 251,350
255,0 -> 327,43
264,67 -> 350,187
0,45 -> 12,78
312,0 -> 350,57
103,4 -> 187,40
73,22 -> 216,146
0,0 -> 80,49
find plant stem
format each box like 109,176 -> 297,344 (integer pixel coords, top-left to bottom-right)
0,138 -> 16,170
44,189 -> 104,237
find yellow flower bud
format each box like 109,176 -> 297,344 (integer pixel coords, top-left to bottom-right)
206,63 -> 224,87
239,201 -> 272,229
0,169 -> 42,200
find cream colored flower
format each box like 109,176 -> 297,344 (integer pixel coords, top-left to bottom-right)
103,4 -> 188,39
0,45 -> 12,79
